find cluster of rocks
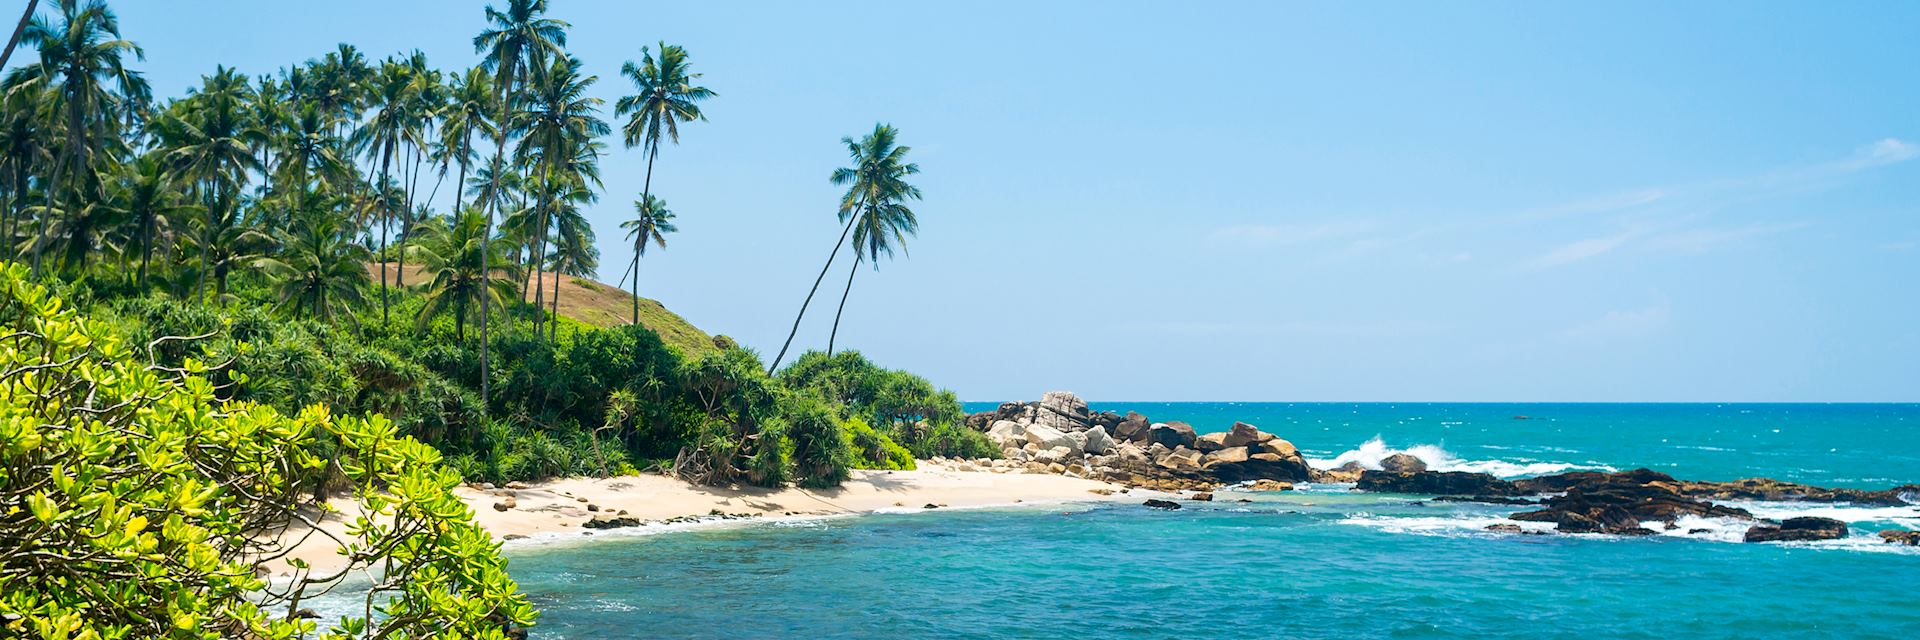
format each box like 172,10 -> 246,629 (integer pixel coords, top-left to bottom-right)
1364,467 -> 1915,543
965,392 -> 1311,491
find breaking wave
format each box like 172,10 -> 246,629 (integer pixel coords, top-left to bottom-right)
1307,437 -> 1616,479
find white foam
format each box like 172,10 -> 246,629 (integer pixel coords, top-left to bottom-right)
1724,501 -> 1920,525
1307,436 -> 1615,479
1338,513 -> 1557,537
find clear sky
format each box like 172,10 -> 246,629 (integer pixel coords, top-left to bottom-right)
71,1 -> 1920,401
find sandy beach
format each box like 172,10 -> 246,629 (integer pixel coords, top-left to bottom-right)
261,463 -> 1134,579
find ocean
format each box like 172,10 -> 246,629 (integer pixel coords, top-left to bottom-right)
331,403 -> 1920,638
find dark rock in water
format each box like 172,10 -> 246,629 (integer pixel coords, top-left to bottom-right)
1687,528 -> 1713,535
1878,530 -> 1920,545
1143,499 -> 1182,510
583,516 -> 642,530
1744,517 -> 1848,543
1380,452 -> 1427,473
1431,495 -> 1538,506
1190,492 -> 1214,502
1113,412 -> 1152,442
293,608 -> 320,620
1209,452 -> 1313,483
1146,422 -> 1198,449
1509,470 -> 1751,535
1357,471 -> 1522,496
1678,478 -> 1914,507
923,503 -> 940,509
1312,462 -> 1367,484
1485,523 -> 1547,536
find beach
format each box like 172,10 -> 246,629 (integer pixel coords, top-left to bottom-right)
263,463 -> 1133,579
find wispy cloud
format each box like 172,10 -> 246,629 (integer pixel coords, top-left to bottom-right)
1561,301 -> 1671,341
1212,220 -> 1381,246
1528,230 -> 1643,269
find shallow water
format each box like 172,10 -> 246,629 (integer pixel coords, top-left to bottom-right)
312,404 -> 1920,638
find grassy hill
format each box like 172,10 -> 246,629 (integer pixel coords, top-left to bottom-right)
369,263 -> 717,356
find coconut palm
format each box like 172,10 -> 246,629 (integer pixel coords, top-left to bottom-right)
275,101 -> 352,206
619,194 -> 675,324
616,42 -> 710,297
768,124 -> 920,373
106,153 -> 186,288
545,198 -> 595,339
410,207 -> 520,340
163,68 -> 259,303
0,0 -> 42,71
351,60 -> 417,322
513,54 -> 605,335
473,0 -> 567,406
256,197 -> 370,322
440,66 -> 495,222
0,83 -> 48,258
10,0 -> 149,273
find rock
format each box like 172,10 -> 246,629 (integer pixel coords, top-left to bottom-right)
1113,442 -> 1151,466
1146,422 -> 1198,449
1358,471 -> 1521,496
583,516 -> 642,530
1247,479 -> 1294,492
479,482 -> 497,491
1877,530 -> 1920,545
1430,495 -> 1538,506
293,608 -> 320,620
1024,424 -> 1079,455
1047,462 -> 1068,474
1113,412 -> 1153,441
1222,422 -> 1262,448
1312,462 -> 1366,483
586,504 -> 600,512
503,534 -> 528,541
1744,517 -> 1848,543
492,497 -> 516,512
1251,437 -> 1298,459
1088,411 -> 1125,430
1194,432 -> 1229,453
1025,461 -> 1050,474
1088,488 -> 1115,496
505,481 -> 529,490
1202,446 -> 1250,467
1035,391 -> 1092,430
986,420 -> 1027,448
1484,524 -> 1545,535
1507,470 -> 1754,535
923,503 -> 940,509
1208,452 -> 1313,483
1143,499 -> 1182,510
1156,446 -> 1204,471
1380,453 -> 1427,473
1191,492 -> 1214,501
1676,477 -> 1915,507
1083,426 -> 1116,455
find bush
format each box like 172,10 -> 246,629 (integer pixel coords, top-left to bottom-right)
0,264 -> 534,639
785,396 -> 853,488
847,417 -> 915,470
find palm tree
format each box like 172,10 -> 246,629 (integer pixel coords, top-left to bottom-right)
619,194 -> 675,325
275,102 -> 351,207
513,55 -> 605,337
0,83 -> 49,259
351,60 -> 416,322
0,0 -> 41,71
256,197 -> 370,322
11,0 -> 149,274
473,0 -> 567,407
163,68 -> 259,303
616,42 -> 710,303
410,207 -> 520,340
545,197 -> 595,340
440,66 -> 495,225
394,51 -> 442,291
768,124 -> 920,373
107,153 -> 185,288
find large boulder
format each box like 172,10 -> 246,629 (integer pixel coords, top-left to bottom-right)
1209,452 -> 1313,483
1222,422 -> 1262,448
1083,426 -> 1116,455
1312,462 -> 1367,483
1878,530 -> 1920,546
1203,446 -> 1250,467
1156,446 -> 1204,471
1146,422 -> 1198,450
1357,471 -> 1522,496
1745,517 -> 1848,543
1113,412 -> 1153,441
1507,470 -> 1753,535
1252,437 -> 1298,459
1194,432 -> 1229,453
986,420 -> 1027,448
1380,453 -> 1427,473
1088,411 -> 1125,430
1023,424 -> 1079,455
1034,391 -> 1092,431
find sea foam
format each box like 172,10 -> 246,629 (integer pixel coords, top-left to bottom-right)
1307,436 -> 1615,478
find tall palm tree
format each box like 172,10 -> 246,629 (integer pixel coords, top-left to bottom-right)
107,152 -> 184,288
616,42 -> 710,301
768,124 -> 919,373
514,54 -> 605,337
829,182 -> 919,356
410,207 -> 520,340
256,197 -> 370,322
546,196 -> 595,340
394,51 -> 442,291
275,102 -> 351,207
163,69 -> 259,303
0,0 -> 41,71
440,66 -> 494,225
0,83 -> 48,259
11,0 -> 148,274
619,194 -> 675,325
350,60 -> 415,322
473,0 -> 566,407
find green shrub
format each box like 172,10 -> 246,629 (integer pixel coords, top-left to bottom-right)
785,396 -> 852,488
847,416 -> 915,470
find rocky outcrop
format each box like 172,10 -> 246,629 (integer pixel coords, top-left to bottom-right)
1507,469 -> 1752,535
1146,422 -> 1198,449
1034,391 -> 1092,430
1877,530 -> 1920,546
1676,478 -> 1913,507
1356,471 -> 1523,496
1112,412 -> 1151,441
1744,517 -> 1848,543
1312,462 -> 1366,483
1143,499 -> 1182,510
1380,453 -> 1427,473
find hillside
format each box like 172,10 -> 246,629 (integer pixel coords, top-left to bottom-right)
369,263 -> 717,356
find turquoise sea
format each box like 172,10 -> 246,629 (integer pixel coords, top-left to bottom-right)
332,403 -> 1920,638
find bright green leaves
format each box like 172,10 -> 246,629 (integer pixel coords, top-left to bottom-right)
0,263 -> 535,638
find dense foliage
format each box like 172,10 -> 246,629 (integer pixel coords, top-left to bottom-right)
0,265 -> 534,639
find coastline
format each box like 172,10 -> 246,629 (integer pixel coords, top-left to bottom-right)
262,462 -> 1137,579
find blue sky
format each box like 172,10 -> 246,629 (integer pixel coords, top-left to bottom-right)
84,1 -> 1920,401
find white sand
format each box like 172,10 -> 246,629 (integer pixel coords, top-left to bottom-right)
260,464 -> 1134,579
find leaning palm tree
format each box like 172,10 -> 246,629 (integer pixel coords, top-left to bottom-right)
615,42 -> 710,291
256,198 -> 370,322
11,0 -> 149,274
409,207 -> 520,340
545,200 -> 596,340
768,123 -> 920,373
473,0 -> 567,408
619,194 -> 675,325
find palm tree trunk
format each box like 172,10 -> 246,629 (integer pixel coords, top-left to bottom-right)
550,266 -> 561,341
634,146 -> 657,325
376,141 -> 393,324
828,254 -> 860,356
767,212 -> 860,375
139,211 -> 153,289
0,0 -> 38,71
32,146 -> 64,276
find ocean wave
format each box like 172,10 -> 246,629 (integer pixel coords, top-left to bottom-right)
1307,437 -> 1615,478
1338,513 -> 1556,537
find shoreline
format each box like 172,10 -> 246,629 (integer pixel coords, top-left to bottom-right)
262,462 -> 1141,579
